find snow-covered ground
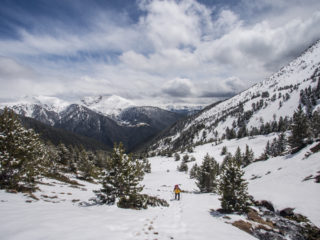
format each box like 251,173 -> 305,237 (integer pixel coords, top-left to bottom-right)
1,136 -> 319,240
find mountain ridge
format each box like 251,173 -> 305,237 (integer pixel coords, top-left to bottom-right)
145,40 -> 320,154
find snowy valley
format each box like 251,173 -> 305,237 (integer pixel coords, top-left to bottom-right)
1,39 -> 320,240
0,134 -> 319,240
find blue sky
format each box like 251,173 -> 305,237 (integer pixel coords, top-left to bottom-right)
1,0 -> 320,105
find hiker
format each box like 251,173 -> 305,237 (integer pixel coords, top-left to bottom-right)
174,184 -> 181,200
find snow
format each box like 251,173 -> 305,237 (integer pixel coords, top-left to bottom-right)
188,137 -> 320,227
0,159 -> 254,240
1,135 -> 319,239
0,95 -> 70,114
244,143 -> 320,226
80,95 -> 135,117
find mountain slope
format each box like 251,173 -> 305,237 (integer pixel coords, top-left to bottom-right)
20,115 -> 111,151
147,40 -> 320,153
1,100 -> 185,151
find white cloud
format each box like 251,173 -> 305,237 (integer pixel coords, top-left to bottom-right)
162,78 -> 195,97
0,56 -> 35,80
0,0 -> 320,104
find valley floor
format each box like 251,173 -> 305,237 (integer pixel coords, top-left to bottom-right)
1,135 -> 319,240
0,161 -> 253,240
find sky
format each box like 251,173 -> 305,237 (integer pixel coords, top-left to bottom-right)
0,0 -> 320,106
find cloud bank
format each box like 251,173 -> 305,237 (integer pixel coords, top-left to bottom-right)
0,0 -> 319,105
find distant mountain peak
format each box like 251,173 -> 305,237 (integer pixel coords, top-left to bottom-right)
80,95 -> 135,117
0,95 -> 70,113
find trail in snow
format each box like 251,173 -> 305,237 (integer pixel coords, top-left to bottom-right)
139,157 -> 256,240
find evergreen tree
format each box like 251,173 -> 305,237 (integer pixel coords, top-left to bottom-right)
95,150 -> 111,169
187,146 -> 194,153
95,143 -> 144,206
189,163 -> 199,179
221,146 -> 228,156
219,157 -> 250,213
220,153 -> 232,170
196,154 -> 219,193
233,147 -> 243,166
57,143 -> 70,166
243,145 -> 254,167
174,153 -> 180,161
226,127 -> 236,140
45,142 -> 61,174
271,133 -> 287,157
68,146 -> 79,174
237,125 -> 248,138
0,108 -> 47,190
289,105 -> 310,152
78,147 -> 97,181
177,161 -> 188,172
183,154 -> 189,162
276,133 -> 287,154
311,111 -> 320,138
142,157 -> 151,173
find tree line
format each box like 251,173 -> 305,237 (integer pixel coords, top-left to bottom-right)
0,108 -> 162,209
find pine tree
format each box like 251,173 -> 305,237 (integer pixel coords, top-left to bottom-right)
177,161 -> 188,172
219,157 -> 250,213
289,105 -> 310,152
260,140 -> 271,160
221,146 -> 228,155
95,143 -> 144,206
278,133 -> 287,153
142,157 -> 151,173
45,142 -> 61,174
57,143 -> 70,165
174,153 -> 180,161
95,150 -> 110,169
272,133 -> 287,156
68,146 -> 79,174
243,145 -> 254,167
0,108 -> 47,190
220,153 -> 232,170
311,111 -> 320,138
78,147 -> 97,181
189,163 -> 199,179
233,147 -> 243,166
196,154 -> 219,193
183,154 -> 189,162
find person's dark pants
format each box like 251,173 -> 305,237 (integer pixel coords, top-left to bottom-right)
175,193 -> 180,200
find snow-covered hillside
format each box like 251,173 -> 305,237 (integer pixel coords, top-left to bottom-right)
150,40 -> 320,152
1,135 -> 319,240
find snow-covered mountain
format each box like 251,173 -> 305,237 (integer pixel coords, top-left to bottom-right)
80,95 -> 135,117
0,96 -> 185,151
161,104 -> 204,116
1,95 -> 70,114
148,40 -> 320,153
0,96 -> 70,126
0,94 -> 201,126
